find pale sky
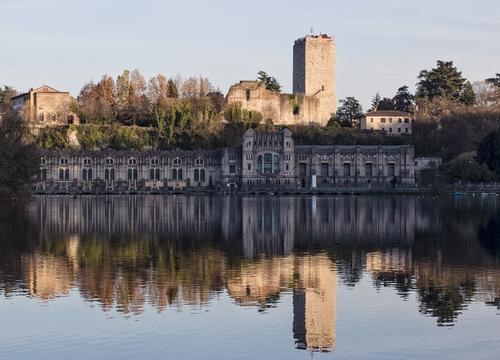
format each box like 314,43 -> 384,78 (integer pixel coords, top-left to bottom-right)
1,0 -> 499,108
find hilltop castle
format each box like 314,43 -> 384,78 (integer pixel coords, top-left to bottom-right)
226,34 -> 336,126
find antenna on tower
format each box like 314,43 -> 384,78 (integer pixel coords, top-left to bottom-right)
310,26 -> 314,35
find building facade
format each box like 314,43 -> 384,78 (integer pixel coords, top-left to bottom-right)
360,110 -> 414,135
11,85 -> 77,129
226,34 -> 336,126
34,129 -> 415,194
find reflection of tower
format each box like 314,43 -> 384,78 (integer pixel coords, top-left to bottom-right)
293,255 -> 336,352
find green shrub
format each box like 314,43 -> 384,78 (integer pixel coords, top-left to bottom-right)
445,152 -> 498,183
76,125 -> 112,149
110,126 -> 158,150
35,126 -> 70,149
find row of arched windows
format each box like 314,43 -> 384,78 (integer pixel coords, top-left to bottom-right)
43,157 -> 205,166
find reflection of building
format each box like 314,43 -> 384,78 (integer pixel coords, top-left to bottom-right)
35,129 -> 415,194
226,254 -> 336,353
293,255 -> 336,352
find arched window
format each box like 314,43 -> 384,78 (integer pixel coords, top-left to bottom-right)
173,158 -> 182,166
172,168 -> 178,181
150,157 -> 160,166
195,158 -> 204,166
83,158 -> 92,166
200,169 -> 206,182
60,158 -> 68,165
105,158 -> 114,166
128,157 -> 137,166
40,157 -> 46,166
194,169 -> 200,182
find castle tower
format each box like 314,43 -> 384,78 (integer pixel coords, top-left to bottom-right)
293,35 -> 336,125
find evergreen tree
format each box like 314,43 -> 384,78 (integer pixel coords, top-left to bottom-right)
336,97 -> 363,127
257,71 -> 281,92
477,129 -> 500,174
393,86 -> 414,112
460,81 -> 476,106
486,74 -> 500,88
378,97 -> 395,110
0,85 -> 17,112
370,93 -> 381,111
0,112 -> 38,201
416,60 -> 474,104
167,78 -> 179,98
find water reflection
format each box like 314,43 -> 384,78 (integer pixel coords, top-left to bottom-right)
1,195 -> 500,352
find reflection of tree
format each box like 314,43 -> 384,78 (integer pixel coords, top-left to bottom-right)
478,214 -> 500,257
418,279 -> 475,326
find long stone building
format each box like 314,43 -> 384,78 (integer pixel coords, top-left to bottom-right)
226,34 -> 336,126
34,129 -> 415,194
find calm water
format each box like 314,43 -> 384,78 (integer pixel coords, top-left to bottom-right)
1,195 -> 500,359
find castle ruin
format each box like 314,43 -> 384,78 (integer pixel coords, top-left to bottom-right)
226,34 -> 336,126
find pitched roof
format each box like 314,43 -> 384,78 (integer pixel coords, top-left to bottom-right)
365,110 -> 413,117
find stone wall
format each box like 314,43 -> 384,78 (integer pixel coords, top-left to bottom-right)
226,81 -> 321,125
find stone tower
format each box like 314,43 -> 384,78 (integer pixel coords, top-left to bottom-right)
293,35 -> 336,125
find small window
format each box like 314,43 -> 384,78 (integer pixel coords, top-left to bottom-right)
381,118 -> 386,123
106,158 -> 114,166
404,118 -> 410,123
365,163 -> 373,177
388,163 -> 396,177
200,169 -> 206,182
405,128 -> 409,133
229,165 -> 236,174
389,118 -> 393,123
194,169 -> 200,182
83,158 -> 92,166
343,163 -> 351,177
151,157 -> 160,166
40,157 -> 46,166
247,163 -> 251,171
128,158 -> 137,166
389,128 -> 393,133
60,158 -> 68,165
246,90 -> 251,101
321,163 -> 329,177
39,113 -> 45,122
398,118 -> 402,123
173,158 -> 182,166
398,128 -> 401,133
195,158 -> 204,166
